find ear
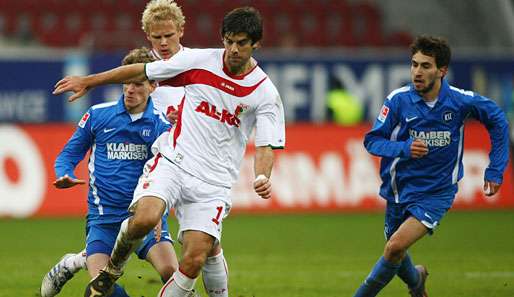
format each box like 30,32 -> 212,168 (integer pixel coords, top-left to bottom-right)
439,66 -> 448,78
252,41 -> 261,50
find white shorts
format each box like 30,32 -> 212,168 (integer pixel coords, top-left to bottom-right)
131,154 -> 231,242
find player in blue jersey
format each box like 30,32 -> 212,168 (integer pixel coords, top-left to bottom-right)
40,47 -> 175,297
353,35 -> 510,297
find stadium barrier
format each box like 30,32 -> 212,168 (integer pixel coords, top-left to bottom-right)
0,123 -> 512,218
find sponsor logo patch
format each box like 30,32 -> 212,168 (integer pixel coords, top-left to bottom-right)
377,105 -> 389,122
78,112 -> 90,128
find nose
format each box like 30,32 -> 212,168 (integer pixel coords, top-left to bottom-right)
229,43 -> 239,54
160,37 -> 167,45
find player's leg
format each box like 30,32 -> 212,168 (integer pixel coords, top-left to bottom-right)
353,203 -> 428,297
141,216 -> 179,283
202,243 -> 228,297
84,197 -> 166,297
86,224 -> 132,297
40,249 -> 87,297
160,198 -> 229,297
398,197 -> 453,297
85,155 -> 177,297
159,230 -> 213,297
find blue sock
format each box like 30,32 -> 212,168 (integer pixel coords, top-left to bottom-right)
353,256 -> 401,297
397,254 -> 419,288
109,284 -> 130,297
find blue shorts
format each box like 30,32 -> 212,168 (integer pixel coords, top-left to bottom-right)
86,217 -> 173,260
384,189 -> 456,239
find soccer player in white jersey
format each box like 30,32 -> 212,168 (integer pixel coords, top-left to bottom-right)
54,7 -> 285,297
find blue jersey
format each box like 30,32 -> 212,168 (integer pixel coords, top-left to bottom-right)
364,79 -> 509,203
55,96 -> 171,224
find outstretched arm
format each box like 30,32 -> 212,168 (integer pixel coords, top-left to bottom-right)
253,146 -> 274,199
53,63 -> 146,101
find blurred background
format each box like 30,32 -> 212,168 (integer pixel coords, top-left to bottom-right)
1,0 -> 513,217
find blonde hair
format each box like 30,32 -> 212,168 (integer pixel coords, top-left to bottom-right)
141,0 -> 186,34
121,47 -> 156,65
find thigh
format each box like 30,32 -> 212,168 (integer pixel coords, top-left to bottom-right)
175,199 -> 230,245
384,201 -> 409,240
131,154 -> 180,212
85,223 -> 120,256
86,253 -> 110,278
136,216 -> 174,259
145,241 -> 178,280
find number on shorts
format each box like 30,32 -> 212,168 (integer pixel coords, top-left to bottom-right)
212,206 -> 223,225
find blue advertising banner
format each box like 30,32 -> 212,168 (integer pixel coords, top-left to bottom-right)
1,52 -> 513,123
0,59 -> 65,123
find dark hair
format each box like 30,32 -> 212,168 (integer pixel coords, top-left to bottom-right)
221,7 -> 263,44
410,35 -> 451,68
122,47 -> 156,66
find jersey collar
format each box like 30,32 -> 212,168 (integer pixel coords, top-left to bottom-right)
410,78 -> 450,104
116,95 -> 155,119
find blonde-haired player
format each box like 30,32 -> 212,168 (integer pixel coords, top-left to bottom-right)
40,1 -> 232,296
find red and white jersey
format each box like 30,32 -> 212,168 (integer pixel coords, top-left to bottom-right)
146,48 -> 285,187
149,46 -> 186,115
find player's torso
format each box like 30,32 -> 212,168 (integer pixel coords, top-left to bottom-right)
395,94 -> 466,162
151,85 -> 185,115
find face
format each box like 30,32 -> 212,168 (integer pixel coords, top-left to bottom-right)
410,51 -> 447,95
223,32 -> 258,74
147,20 -> 183,59
123,80 -> 156,113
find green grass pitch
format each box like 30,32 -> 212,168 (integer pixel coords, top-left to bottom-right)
0,211 -> 513,296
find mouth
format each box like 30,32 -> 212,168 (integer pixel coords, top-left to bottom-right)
160,49 -> 170,58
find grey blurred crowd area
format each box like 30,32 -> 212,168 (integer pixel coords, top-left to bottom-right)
0,0 -> 513,127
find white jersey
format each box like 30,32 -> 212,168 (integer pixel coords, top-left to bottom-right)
149,47 -> 186,115
146,48 -> 285,188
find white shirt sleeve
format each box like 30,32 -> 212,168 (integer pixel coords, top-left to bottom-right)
145,49 -> 200,82
255,93 -> 286,149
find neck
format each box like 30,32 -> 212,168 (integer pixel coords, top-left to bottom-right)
422,79 -> 442,102
126,103 -> 147,114
228,59 -> 254,76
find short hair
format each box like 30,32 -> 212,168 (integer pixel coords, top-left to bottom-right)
221,7 -> 263,44
410,35 -> 451,68
122,47 -> 155,65
141,0 -> 185,34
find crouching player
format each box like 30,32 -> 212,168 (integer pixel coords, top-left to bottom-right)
40,47 -> 178,297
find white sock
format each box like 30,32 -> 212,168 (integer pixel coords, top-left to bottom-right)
202,250 -> 229,297
159,269 -> 197,297
63,249 -> 87,273
109,218 -> 142,273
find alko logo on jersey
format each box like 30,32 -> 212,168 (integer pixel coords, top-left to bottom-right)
195,101 -> 241,127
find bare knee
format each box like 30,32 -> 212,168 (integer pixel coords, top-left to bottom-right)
384,239 -> 407,263
181,250 -> 208,277
129,197 -> 165,238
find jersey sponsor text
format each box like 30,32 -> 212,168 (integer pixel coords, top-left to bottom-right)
107,143 -> 148,160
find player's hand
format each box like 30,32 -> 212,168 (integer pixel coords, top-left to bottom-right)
153,220 -> 162,242
166,110 -> 179,124
410,139 -> 428,158
53,76 -> 90,102
53,175 -> 86,189
254,175 -> 272,199
483,180 -> 501,196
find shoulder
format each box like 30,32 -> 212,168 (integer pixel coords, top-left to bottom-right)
91,101 -> 117,112
386,85 -> 411,102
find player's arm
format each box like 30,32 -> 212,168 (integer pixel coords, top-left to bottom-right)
253,92 -> 286,199
469,94 -> 510,195
364,100 -> 426,159
253,146 -> 274,199
54,111 -> 94,189
53,63 -> 146,102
